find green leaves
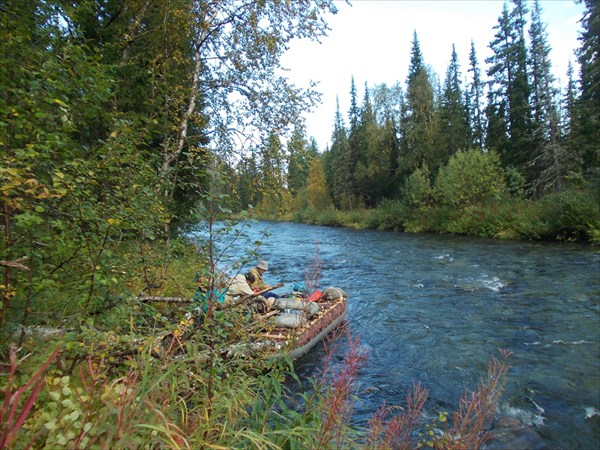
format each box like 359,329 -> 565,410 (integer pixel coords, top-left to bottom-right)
435,149 -> 507,209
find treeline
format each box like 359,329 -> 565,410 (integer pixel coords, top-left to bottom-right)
230,0 -> 599,241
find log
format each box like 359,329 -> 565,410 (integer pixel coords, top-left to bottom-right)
254,333 -> 285,339
138,296 -> 188,303
138,282 -> 284,305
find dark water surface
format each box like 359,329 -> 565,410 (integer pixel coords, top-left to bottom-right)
205,220 -> 600,449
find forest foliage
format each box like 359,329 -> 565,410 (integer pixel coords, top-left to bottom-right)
1,0 -> 337,319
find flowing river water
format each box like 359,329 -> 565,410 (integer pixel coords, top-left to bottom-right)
205,220 -> 599,449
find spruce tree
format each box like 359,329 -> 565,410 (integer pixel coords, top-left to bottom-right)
256,132 -> 289,215
323,98 -> 352,209
287,124 -> 311,197
529,0 -> 557,136
358,83 -> 379,206
348,76 -> 361,132
528,0 -> 566,194
511,0 -> 533,165
345,78 -> 363,207
486,0 -> 533,188
575,0 -> 600,172
467,40 -> 486,150
400,31 -> 437,181
438,44 -> 469,164
370,83 -> 403,201
562,61 -> 577,139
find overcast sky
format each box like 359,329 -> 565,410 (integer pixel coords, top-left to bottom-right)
279,0 -> 584,151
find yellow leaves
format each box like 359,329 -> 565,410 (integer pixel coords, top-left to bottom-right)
0,183 -> 17,193
1,167 -> 64,211
37,189 -> 61,200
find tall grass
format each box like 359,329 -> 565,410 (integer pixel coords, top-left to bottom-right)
5,315 -> 512,449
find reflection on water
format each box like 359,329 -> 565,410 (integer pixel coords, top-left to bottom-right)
192,220 -> 600,449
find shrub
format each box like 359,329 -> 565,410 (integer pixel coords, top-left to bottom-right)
435,150 -> 507,209
316,207 -> 342,227
292,205 -> 319,224
403,165 -> 434,209
402,204 -> 451,234
375,199 -> 408,231
447,202 -> 513,238
509,199 -> 552,240
535,189 -> 600,242
338,209 -> 368,229
504,165 -> 527,199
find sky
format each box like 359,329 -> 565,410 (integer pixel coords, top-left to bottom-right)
279,0 -> 585,151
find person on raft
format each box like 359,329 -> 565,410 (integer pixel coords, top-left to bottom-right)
248,260 -> 280,300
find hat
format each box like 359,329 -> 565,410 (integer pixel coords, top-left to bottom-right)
256,260 -> 269,271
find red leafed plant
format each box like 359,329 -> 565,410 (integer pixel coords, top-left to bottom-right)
311,325 -> 511,449
0,344 -> 61,448
313,324 -> 367,449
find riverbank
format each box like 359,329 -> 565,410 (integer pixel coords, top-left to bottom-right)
272,187 -> 600,244
1,234 -> 515,449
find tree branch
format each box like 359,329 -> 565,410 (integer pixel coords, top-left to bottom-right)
0,257 -> 30,272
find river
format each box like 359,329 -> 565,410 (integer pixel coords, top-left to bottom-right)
203,220 -> 600,449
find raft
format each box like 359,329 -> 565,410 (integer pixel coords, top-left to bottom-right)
160,286 -> 348,360
250,293 -> 348,359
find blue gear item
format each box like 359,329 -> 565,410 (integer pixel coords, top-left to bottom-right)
193,287 -> 227,313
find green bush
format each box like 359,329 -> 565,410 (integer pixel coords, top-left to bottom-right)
403,165 -> 434,209
292,205 -> 318,224
535,189 -> 600,242
337,209 -> 368,229
374,199 -> 408,231
508,200 -> 551,240
316,207 -> 342,227
435,150 -> 508,208
446,203 -> 512,238
403,205 -> 440,233
363,200 -> 403,231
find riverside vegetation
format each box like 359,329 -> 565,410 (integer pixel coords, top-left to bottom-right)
230,1 -> 599,244
1,230 -> 514,449
286,155 -> 600,243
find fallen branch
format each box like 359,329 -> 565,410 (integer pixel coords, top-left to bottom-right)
256,310 -> 280,321
0,257 -> 30,271
161,283 -> 285,356
137,296 -> 188,303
